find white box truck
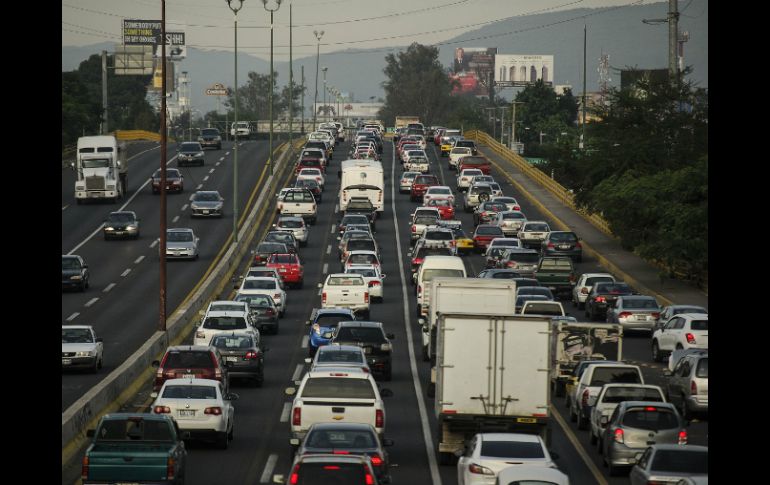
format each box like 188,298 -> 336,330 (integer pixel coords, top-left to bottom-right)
339,160 -> 384,214
433,313 -> 552,465
419,278 -> 516,363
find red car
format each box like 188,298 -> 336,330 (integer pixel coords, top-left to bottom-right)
266,253 -> 304,288
426,198 -> 455,220
458,156 -> 492,175
295,157 -> 324,175
472,224 -> 504,253
152,345 -> 229,392
434,128 -> 445,146
151,168 -> 184,194
410,174 -> 439,202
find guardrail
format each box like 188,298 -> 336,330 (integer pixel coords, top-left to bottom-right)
115,130 -> 162,142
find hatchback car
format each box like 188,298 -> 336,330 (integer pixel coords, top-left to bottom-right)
151,168 -> 184,194
606,295 -> 661,333
152,345 -> 229,393
601,401 -> 688,476
410,174 -> 440,201
306,308 -> 358,357
151,378 -> 236,448
190,190 -> 224,218
103,211 -> 140,240
628,444 -> 708,485
62,325 -> 103,372
193,309 -> 258,347
494,210 -> 528,236
209,332 -> 267,386
652,314 -> 708,360
62,254 -> 90,292
457,433 -> 557,485
655,305 -> 708,332
177,142 -> 205,166
473,200 -> 508,226
165,228 -> 199,260
332,321 -> 395,381
426,198 -> 455,220
542,231 -> 583,262
664,350 -> 708,419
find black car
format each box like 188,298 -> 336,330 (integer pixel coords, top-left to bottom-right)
294,423 -> 393,484
103,211 -> 140,240
252,242 -> 289,266
476,268 -> 521,279
331,321 -> 395,381
541,231 -> 583,262
295,178 -> 323,203
177,142 -> 205,167
62,255 -> 89,292
338,214 -> 372,235
233,293 -> 280,334
198,128 -> 222,150
263,231 -> 299,253
209,332 -> 267,387
585,282 -> 635,321
517,286 -> 555,300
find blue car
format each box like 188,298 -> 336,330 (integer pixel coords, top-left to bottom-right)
306,308 -> 357,357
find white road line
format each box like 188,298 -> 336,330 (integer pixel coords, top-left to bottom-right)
291,364 -> 304,382
84,298 -> 99,308
326,244 -> 331,255
330,226 -> 335,234
66,154 -> 178,255
66,312 -> 80,322
216,162 -> 221,167
317,288 -> 322,296
301,335 -> 309,348
334,203 -> 339,213
172,215 -> 180,223
196,184 -> 203,190
259,454 -> 279,484
134,255 -> 145,264
391,142 -> 442,485
189,194 -> 195,201
203,175 -> 209,182
103,283 -> 116,293
322,263 -> 328,274
551,404 -> 610,485
150,239 -> 159,249
62,205 -> 69,211
181,204 -> 189,211
121,269 -> 131,277
209,168 -> 215,174
279,402 -> 292,422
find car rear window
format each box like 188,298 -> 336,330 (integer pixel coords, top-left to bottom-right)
480,441 -> 545,459
347,268 -> 377,278
285,191 -> 315,202
690,320 -> 708,331
415,216 -> 438,225
422,268 -> 465,281
335,327 -> 386,344
96,418 -> 174,442
503,212 -> 525,219
294,462 -> 368,485
588,367 -> 642,386
211,335 -> 254,350
317,350 -> 365,364
426,231 -> 453,240
243,280 -> 276,290
476,226 -> 503,236
508,252 -> 540,263
202,316 -> 247,330
585,276 -> 614,286
164,351 -> 214,369
622,298 -> 658,309
270,254 -> 297,264
301,377 -> 375,399
343,215 -> 369,225
280,220 -> 304,228
539,259 -> 573,270
235,294 -> 272,307
524,223 -> 550,232
162,384 -> 217,399
315,314 -> 354,327
517,287 -> 553,298
595,283 -> 632,294
348,254 -> 377,265
650,449 -> 708,474
522,302 -> 562,315
327,276 -> 365,286
602,387 -> 664,403
696,358 -> 708,378
622,407 -> 679,431
257,243 -> 285,253
306,428 -> 375,448
347,240 -> 375,251
415,176 -> 437,184
416,248 -> 453,258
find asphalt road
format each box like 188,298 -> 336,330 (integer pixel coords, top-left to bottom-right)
62,139 -> 272,410
70,136 -> 707,485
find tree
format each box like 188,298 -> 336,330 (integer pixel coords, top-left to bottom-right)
514,80 -> 578,150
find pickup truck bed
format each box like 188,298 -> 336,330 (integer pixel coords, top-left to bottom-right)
535,257 -> 576,298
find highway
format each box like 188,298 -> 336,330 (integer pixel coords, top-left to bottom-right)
67,135 -> 706,484
61,139 -> 273,410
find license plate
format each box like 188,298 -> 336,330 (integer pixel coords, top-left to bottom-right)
202,210 -> 209,214
62,359 -> 72,365
559,244 -> 571,249
178,410 -> 196,417
279,268 -> 287,272
183,374 -> 196,379
226,356 -> 239,363
364,347 -> 372,354
92,193 -> 102,197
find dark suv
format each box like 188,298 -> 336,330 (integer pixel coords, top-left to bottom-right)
62,255 -> 89,292
541,231 -> 583,262
152,345 -> 229,393
332,321 -> 395,381
585,282 -> 635,321
198,128 -> 222,150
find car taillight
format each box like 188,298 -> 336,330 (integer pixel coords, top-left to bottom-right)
322,292 -> 327,304
205,406 -> 222,415
569,274 -> 576,283
364,292 -> 369,303
547,242 -> 555,248
81,456 -> 89,479
370,455 -> 383,466
333,450 -> 350,454
581,389 -> 590,406
365,470 -> 375,485
686,333 -> 696,344
167,458 -> 176,480
292,407 -> 301,426
468,463 -> 494,475
618,311 -> 632,318
691,381 -> 698,395
411,226 -> 416,233
289,463 -> 300,484
264,308 -> 275,316
369,281 -> 381,287
575,242 -> 582,248
595,296 -> 606,303
153,405 -> 171,414
614,428 -> 624,444
245,351 -> 259,360
513,205 -> 520,210
651,312 -> 660,319
678,430 -> 688,444
375,409 -> 384,428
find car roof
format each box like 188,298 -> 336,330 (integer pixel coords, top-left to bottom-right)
62,325 -> 94,330
167,228 -> 193,233
318,344 -> 366,353
617,401 -> 677,410
307,422 -> 376,432
244,276 -> 279,282
647,444 -> 708,452
336,321 -> 383,329
166,345 -> 215,352
678,313 -> 709,319
204,310 -> 248,317
307,368 -> 371,378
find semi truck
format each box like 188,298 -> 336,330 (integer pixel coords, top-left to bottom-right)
432,312 -> 552,465
74,135 -> 127,204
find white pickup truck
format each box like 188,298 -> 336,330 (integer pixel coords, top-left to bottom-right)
321,273 -> 370,318
288,368 -> 393,446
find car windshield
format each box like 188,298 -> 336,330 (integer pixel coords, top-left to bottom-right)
62,257 -> 81,270
167,231 -> 193,242
243,280 -> 276,290
81,158 -> 110,169
194,192 -> 219,201
422,269 -> 465,281
602,387 -> 664,403
301,378 -> 375,399
201,129 -> 219,136
622,298 -> 658,309
690,320 -> 708,331
305,428 -> 375,449
696,358 -> 708,378
235,294 -> 272,307
588,367 -> 642,386
162,385 -> 217,400
62,328 -> 93,343
650,449 -> 708,474
211,335 -> 254,350
107,213 -> 135,223
164,351 -> 214,369
335,327 -> 386,343
202,316 -> 247,330
622,408 -> 679,431
180,143 -> 201,152
480,441 -> 545,459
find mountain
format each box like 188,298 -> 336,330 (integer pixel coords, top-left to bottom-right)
62,0 -> 707,116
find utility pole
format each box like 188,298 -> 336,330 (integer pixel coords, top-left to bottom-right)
288,1 -> 293,144
159,0 -> 168,332
499,106 -> 505,145
580,24 -> 587,150
101,50 -> 108,134
668,0 -> 679,80
510,101 -> 524,150
301,65 -> 305,134
312,30 -> 324,129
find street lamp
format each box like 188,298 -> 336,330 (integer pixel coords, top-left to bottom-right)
322,67 -> 328,123
225,0 -> 244,244
262,0 -> 282,177
312,30 -> 324,129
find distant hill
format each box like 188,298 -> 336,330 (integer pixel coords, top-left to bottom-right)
62,0 -> 707,116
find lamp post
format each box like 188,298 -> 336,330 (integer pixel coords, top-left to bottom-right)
225,0 -> 244,244
263,0 -> 282,176
312,30 -> 324,129
322,67 -> 328,123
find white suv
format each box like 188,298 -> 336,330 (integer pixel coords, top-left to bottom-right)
456,169 -> 483,192
651,313 -> 709,362
193,310 -> 259,347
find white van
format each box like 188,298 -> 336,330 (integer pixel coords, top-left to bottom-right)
415,255 -> 466,317
339,159 -> 384,214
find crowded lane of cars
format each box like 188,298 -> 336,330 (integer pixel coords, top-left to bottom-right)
70,124 -> 707,485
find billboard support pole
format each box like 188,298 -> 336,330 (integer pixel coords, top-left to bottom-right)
101,51 -> 109,135
581,24 -> 587,150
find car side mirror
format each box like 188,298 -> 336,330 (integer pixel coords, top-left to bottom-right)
150,392 -> 158,399
86,429 -> 95,438
380,388 -> 394,397
83,264 -> 89,269
151,360 -> 160,367
285,387 -> 297,396
96,337 -> 103,343
226,393 -> 239,401
386,333 -> 395,340
600,416 -> 609,426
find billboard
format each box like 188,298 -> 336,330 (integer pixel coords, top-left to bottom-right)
123,20 -> 186,46
154,44 -> 187,61
449,47 -> 497,96
494,55 -> 554,87
114,45 -> 154,75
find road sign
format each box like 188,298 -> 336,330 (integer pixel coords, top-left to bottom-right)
205,83 -> 230,96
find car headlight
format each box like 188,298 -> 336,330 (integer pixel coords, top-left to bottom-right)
106,185 -> 116,190
75,350 -> 94,357
70,275 -> 82,280
127,225 -> 137,230
197,152 -> 204,157
105,227 -> 114,231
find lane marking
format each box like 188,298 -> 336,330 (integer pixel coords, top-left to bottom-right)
172,215 -> 180,223
62,205 -> 70,211
134,255 -> 145,264
181,204 -> 189,211
103,283 -> 116,293
280,402 -> 292,422
209,168 -> 215,174
66,312 -> 80,321
326,244 -> 331,255
301,335 -> 309,348
189,194 -> 195,201
322,263 -> 328,274
259,454 -> 278,484
66,154 -> 178,255
121,269 -> 131,277
317,288 -> 322,296
551,404 -> 610,485
391,140 -> 442,485
150,239 -> 159,249
203,175 -> 210,182
330,226 -> 335,234
216,161 -> 221,167
196,184 -> 203,190
291,364 -> 304,382
84,298 -> 99,308
334,203 -> 339,213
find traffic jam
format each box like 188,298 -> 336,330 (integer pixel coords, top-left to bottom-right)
70,120 -> 707,485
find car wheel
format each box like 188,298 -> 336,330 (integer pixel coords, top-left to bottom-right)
679,396 -> 691,420
437,451 -> 452,466
98,356 -> 103,370
217,431 -> 229,449
569,402 -> 577,422
90,358 -> 99,374
382,368 -> 392,381
578,301 -> 585,310
554,381 -> 565,398
228,424 -> 234,441
597,436 -> 603,454
577,412 -> 589,430
652,340 -> 663,362
254,371 -> 264,388
589,430 -> 597,445
422,345 -> 430,362
607,460 -> 623,477
80,281 -> 87,293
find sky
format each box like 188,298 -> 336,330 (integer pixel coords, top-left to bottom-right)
62,0 -> 645,61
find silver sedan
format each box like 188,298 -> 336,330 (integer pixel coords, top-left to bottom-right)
166,228 -> 199,260
606,295 -> 660,333
62,325 -> 104,373
191,190 -> 224,217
